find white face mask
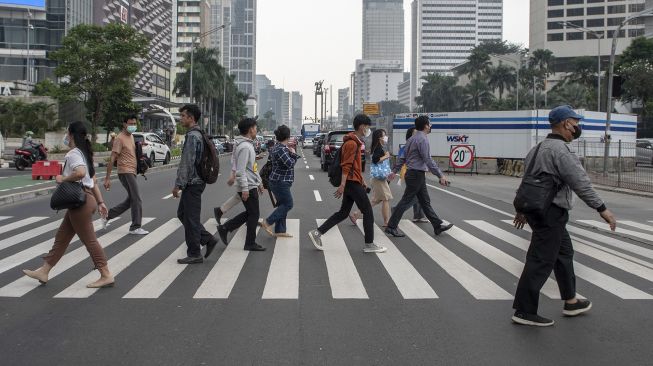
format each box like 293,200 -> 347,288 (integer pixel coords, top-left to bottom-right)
364,127 -> 371,138
127,125 -> 137,134
62,134 -> 70,147
382,136 -> 388,144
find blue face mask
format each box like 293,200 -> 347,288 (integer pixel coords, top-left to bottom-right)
127,126 -> 137,134
63,135 -> 70,147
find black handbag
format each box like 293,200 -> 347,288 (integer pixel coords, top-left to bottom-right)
513,143 -> 560,218
50,160 -> 87,211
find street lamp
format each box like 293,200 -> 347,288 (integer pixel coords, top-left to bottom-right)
189,23 -> 229,104
559,21 -> 604,112
604,7 -> 653,174
26,10 -> 34,84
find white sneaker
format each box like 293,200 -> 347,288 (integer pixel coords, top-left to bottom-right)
363,242 -> 387,253
308,229 -> 323,251
100,218 -> 110,230
129,228 -> 149,235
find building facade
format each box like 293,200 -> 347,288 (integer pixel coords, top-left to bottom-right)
290,91 -> 303,131
363,0 -> 404,65
410,0 -> 503,110
171,0 -> 204,103
337,87 -> 350,121
230,0 -> 256,97
352,59 -> 404,112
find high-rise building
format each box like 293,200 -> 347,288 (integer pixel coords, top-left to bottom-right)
258,84 -> 284,127
363,0 -> 404,65
171,0 -> 205,103
397,72 -> 411,110
410,0 -> 503,109
208,0 -> 231,68
530,0 -> 645,66
230,0 -> 256,97
338,88 -> 351,121
352,59 -> 404,112
291,91 -> 303,130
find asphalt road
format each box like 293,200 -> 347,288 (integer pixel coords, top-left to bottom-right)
0,149 -> 652,365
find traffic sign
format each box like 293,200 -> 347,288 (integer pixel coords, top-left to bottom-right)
363,103 -> 380,116
449,145 -> 474,169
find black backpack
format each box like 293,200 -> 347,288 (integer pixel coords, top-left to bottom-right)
135,141 -> 150,179
195,130 -> 220,184
259,159 -> 273,190
328,140 -> 359,187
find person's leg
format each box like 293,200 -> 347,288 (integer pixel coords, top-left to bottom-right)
553,226 -> 577,302
317,182 -> 356,234
413,200 -> 424,220
381,200 -> 390,226
243,188 -> 261,247
107,174 -> 131,220
181,185 -> 204,258
41,210 -> 75,268
221,193 -> 242,213
414,173 -> 444,228
386,170 -> 420,229
123,173 -> 143,230
269,181 -> 292,233
222,194 -> 249,234
350,183 -> 374,243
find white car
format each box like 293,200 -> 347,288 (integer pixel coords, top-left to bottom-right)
133,132 -> 171,165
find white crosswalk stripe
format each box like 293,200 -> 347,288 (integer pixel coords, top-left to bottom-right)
0,216 -> 48,234
577,220 -> 653,243
566,225 -> 653,261
0,216 -> 11,222
400,221 -> 513,300
0,219 -> 63,251
262,219 -> 300,299
317,219 -> 368,299
620,221 -> 653,233
54,219 -> 181,298
355,221 -> 438,299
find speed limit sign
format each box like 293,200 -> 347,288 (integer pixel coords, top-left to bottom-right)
449,145 -> 474,169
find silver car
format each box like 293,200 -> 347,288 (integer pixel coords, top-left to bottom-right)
636,139 -> 653,166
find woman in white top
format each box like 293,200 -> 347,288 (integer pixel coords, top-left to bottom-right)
23,121 -> 114,288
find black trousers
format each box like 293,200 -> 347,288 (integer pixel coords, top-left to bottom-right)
223,188 -> 260,247
318,181 -> 374,243
513,205 -> 577,314
107,173 -> 142,230
177,183 -> 214,257
387,170 -> 442,231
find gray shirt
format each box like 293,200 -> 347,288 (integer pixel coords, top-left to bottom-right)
524,134 -> 605,211
393,131 -> 443,178
233,136 -> 262,192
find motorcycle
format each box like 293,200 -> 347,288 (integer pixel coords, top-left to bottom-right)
14,142 -> 48,170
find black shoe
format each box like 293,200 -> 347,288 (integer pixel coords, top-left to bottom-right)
214,207 -> 223,225
204,237 -> 219,258
177,256 -> 203,264
434,223 -> 454,235
384,227 -> 405,237
563,299 -> 592,317
244,244 -> 267,251
511,311 -> 554,327
217,225 -> 229,246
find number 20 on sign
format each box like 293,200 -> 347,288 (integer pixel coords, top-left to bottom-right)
449,145 -> 474,169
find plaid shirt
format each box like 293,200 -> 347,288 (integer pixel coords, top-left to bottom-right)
269,143 -> 299,183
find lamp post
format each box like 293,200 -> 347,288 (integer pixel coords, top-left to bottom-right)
190,23 -> 229,104
604,8 -> 653,174
26,10 -> 33,84
559,21 -> 604,112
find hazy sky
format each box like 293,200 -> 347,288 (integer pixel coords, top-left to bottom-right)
257,0 -> 530,118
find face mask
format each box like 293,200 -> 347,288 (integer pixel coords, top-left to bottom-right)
382,136 -> 388,144
364,128 -> 371,138
62,135 -> 70,147
572,125 -> 582,140
127,126 -> 137,133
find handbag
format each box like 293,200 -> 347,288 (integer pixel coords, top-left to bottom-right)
50,158 -> 87,211
371,159 -> 391,180
513,143 -> 560,218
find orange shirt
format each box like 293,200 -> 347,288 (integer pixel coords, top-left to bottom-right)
340,132 -> 364,185
112,131 -> 137,174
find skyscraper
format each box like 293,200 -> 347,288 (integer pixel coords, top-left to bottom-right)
171,0 -> 205,103
363,0 -> 404,65
230,0 -> 256,97
410,0 -> 503,110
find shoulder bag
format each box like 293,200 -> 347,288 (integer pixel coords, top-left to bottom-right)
50,155 -> 87,211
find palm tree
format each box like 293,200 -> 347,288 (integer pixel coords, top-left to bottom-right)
488,64 -> 517,100
458,49 -> 492,80
566,56 -> 596,90
417,73 -> 463,112
462,77 -> 494,111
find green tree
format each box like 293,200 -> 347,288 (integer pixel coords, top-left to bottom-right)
259,110 -> 276,132
474,39 -> 523,56
416,73 -> 463,112
488,64 -> 517,100
462,77 -> 494,111
457,49 -> 492,79
379,100 -> 409,117
616,37 -> 653,115
0,99 -> 56,137
49,23 -> 149,141
548,82 -> 593,109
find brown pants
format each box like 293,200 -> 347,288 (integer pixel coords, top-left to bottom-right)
43,191 -> 108,269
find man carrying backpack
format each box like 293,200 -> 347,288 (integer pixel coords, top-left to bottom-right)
217,118 -> 266,252
173,105 -> 218,264
308,114 -> 387,254
102,115 -> 148,235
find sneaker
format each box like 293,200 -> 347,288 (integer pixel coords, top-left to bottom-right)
129,228 -> 149,235
413,218 -> 429,223
308,229 -> 323,251
363,242 -> 387,253
213,207 -> 223,225
100,218 -> 110,230
384,227 -> 405,237
511,311 -> 555,327
563,299 -> 592,317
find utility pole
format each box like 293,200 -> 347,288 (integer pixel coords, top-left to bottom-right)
330,84 -> 333,129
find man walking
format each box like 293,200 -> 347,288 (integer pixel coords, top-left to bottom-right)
511,105 -> 617,327
385,115 -> 452,238
216,118 -> 266,252
173,105 -> 218,264
102,115 -> 148,235
308,114 -> 387,253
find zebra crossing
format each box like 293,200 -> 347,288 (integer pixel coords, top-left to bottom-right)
0,214 -> 652,301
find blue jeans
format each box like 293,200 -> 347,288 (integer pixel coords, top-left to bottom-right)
266,180 -> 294,233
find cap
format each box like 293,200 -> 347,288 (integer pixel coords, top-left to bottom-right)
549,105 -> 584,125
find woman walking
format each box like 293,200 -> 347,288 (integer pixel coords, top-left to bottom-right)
260,125 -> 299,237
350,129 -> 393,226
23,121 -> 114,288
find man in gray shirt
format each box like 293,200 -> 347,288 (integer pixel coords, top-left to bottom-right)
512,105 -> 617,327
385,115 -> 452,238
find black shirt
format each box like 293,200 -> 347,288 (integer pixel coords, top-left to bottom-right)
371,145 -> 386,164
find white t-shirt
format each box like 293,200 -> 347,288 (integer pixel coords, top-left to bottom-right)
63,148 -> 94,188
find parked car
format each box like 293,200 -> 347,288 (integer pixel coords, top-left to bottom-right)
255,135 -> 264,153
211,137 -> 225,155
133,132 -> 172,166
636,138 -> 653,166
313,134 -> 326,157
215,135 -> 233,152
320,130 -> 365,172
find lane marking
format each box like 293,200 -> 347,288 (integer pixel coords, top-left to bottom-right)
0,219 -> 63,251
313,190 -> 322,202
309,175 -> 314,181
0,216 -> 48,234
262,219 -> 300,299
306,165 -> 310,169
426,184 -> 513,217
566,225 -> 653,261
356,221 -> 438,299
401,220 -> 512,300
620,221 -> 653,233
577,220 -> 653,243
317,219 -> 368,299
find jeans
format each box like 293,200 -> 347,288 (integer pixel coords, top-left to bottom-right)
223,188 -> 260,247
266,180 -> 293,233
513,205 -> 576,314
387,170 -> 443,231
177,184 -> 214,257
318,181 -> 374,243
107,173 -> 142,230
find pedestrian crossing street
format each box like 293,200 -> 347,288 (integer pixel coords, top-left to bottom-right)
0,215 -> 652,301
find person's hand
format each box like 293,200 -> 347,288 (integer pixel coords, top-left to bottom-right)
334,184 -> 345,199
241,190 -> 250,202
227,176 -> 235,186
439,176 -> 450,186
98,203 -> 108,218
103,177 -> 111,191
384,151 -> 390,158
388,172 -> 397,181
172,187 -> 181,199
258,184 -> 264,194
513,213 -> 527,230
55,175 -> 63,184
289,147 -> 296,154
600,209 -> 617,231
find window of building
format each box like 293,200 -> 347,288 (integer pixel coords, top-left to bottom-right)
548,21 -> 564,30
548,0 -> 564,5
566,32 -> 584,40
607,17 -> 625,26
548,9 -> 564,18
567,8 -> 584,16
567,0 -> 584,4
607,5 -> 626,14
587,6 -> 605,15
587,18 -> 604,27
548,33 -> 564,41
